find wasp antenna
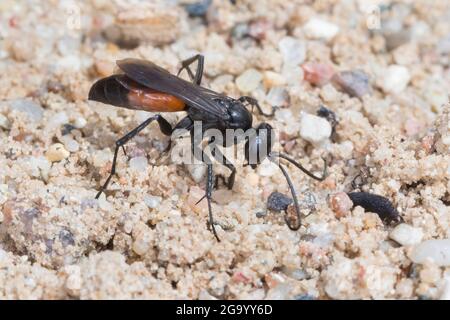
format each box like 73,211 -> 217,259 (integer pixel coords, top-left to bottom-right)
270,159 -> 302,231
272,152 -> 327,181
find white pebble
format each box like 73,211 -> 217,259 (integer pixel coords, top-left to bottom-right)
410,239 -> 450,266
303,18 -> 339,40
0,114 -> 10,129
93,149 -> 111,167
45,143 -> 70,162
74,117 -> 87,129
278,37 -> 306,65
299,113 -> 332,145
143,194 -> 162,209
266,87 -> 289,107
48,112 -> 68,129
236,69 -> 263,93
64,139 -> 80,153
257,158 -> 278,177
129,156 -> 148,172
186,163 -> 207,183
4,99 -> 44,122
381,65 -> 411,94
389,224 -> 423,246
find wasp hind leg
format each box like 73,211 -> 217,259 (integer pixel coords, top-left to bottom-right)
177,54 -> 204,85
96,115 -> 173,199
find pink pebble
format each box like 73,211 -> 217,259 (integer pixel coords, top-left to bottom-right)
302,62 -> 334,87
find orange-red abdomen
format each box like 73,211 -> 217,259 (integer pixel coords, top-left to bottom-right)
128,87 -> 185,112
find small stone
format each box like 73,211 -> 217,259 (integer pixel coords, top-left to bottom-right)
278,37 -> 306,66
74,117 -> 87,129
0,184 -> 7,205
0,114 -> 10,129
0,211 -> 3,223
303,18 -> 339,40
129,156 -> 148,172
3,99 -> 44,122
263,71 -> 286,88
265,87 -> 289,107
302,62 -> 334,87
332,70 -> 371,98
329,192 -> 353,218
381,65 -> 411,94
143,194 -> 162,209
437,35 -> 450,55
248,17 -> 272,41
186,163 -> 207,183
45,143 -> 70,162
389,224 -> 423,246
299,113 -> 332,145
236,69 -> 263,93
64,139 -> 80,153
48,112 -> 69,129
384,30 -> 411,51
257,159 -> 278,177
267,192 -> 292,212
410,239 -> 450,266
184,0 -> 212,17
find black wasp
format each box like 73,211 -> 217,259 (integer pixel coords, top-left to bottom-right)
88,54 -> 327,241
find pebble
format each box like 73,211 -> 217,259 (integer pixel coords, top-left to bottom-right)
299,113 -> 332,145
263,71 -> 286,88
389,224 -> 423,246
329,192 -> 353,218
0,113 -> 10,129
49,112 -> 69,129
4,99 -> 44,122
65,139 -> 80,153
332,70 -> 371,98
129,156 -> 148,172
74,117 -> 87,129
248,17 -> 272,41
278,37 -> 306,66
184,0 -> 212,17
384,29 -> 411,51
302,62 -> 334,87
303,18 -> 339,40
143,194 -> 162,209
257,159 -> 279,177
186,163 -> 207,183
267,192 -> 292,212
236,69 -> 263,93
45,143 -> 70,162
265,87 -> 289,107
411,239 -> 450,266
381,65 -> 411,94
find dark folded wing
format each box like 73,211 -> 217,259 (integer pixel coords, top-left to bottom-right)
117,59 -> 229,120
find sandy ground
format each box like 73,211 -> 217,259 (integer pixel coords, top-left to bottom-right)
0,0 -> 449,299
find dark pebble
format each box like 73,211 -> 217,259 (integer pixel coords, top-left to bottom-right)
267,192 -> 292,212
185,0 -> 212,17
61,123 -> 76,136
332,70 -> 372,98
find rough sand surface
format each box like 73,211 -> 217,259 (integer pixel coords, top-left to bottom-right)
0,0 -> 449,299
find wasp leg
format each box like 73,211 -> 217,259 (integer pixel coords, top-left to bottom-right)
238,96 -> 278,117
210,146 -> 236,190
177,54 -> 204,85
205,163 -> 220,241
96,115 -> 172,199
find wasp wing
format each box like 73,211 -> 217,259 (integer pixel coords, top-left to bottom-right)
117,59 -> 229,120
